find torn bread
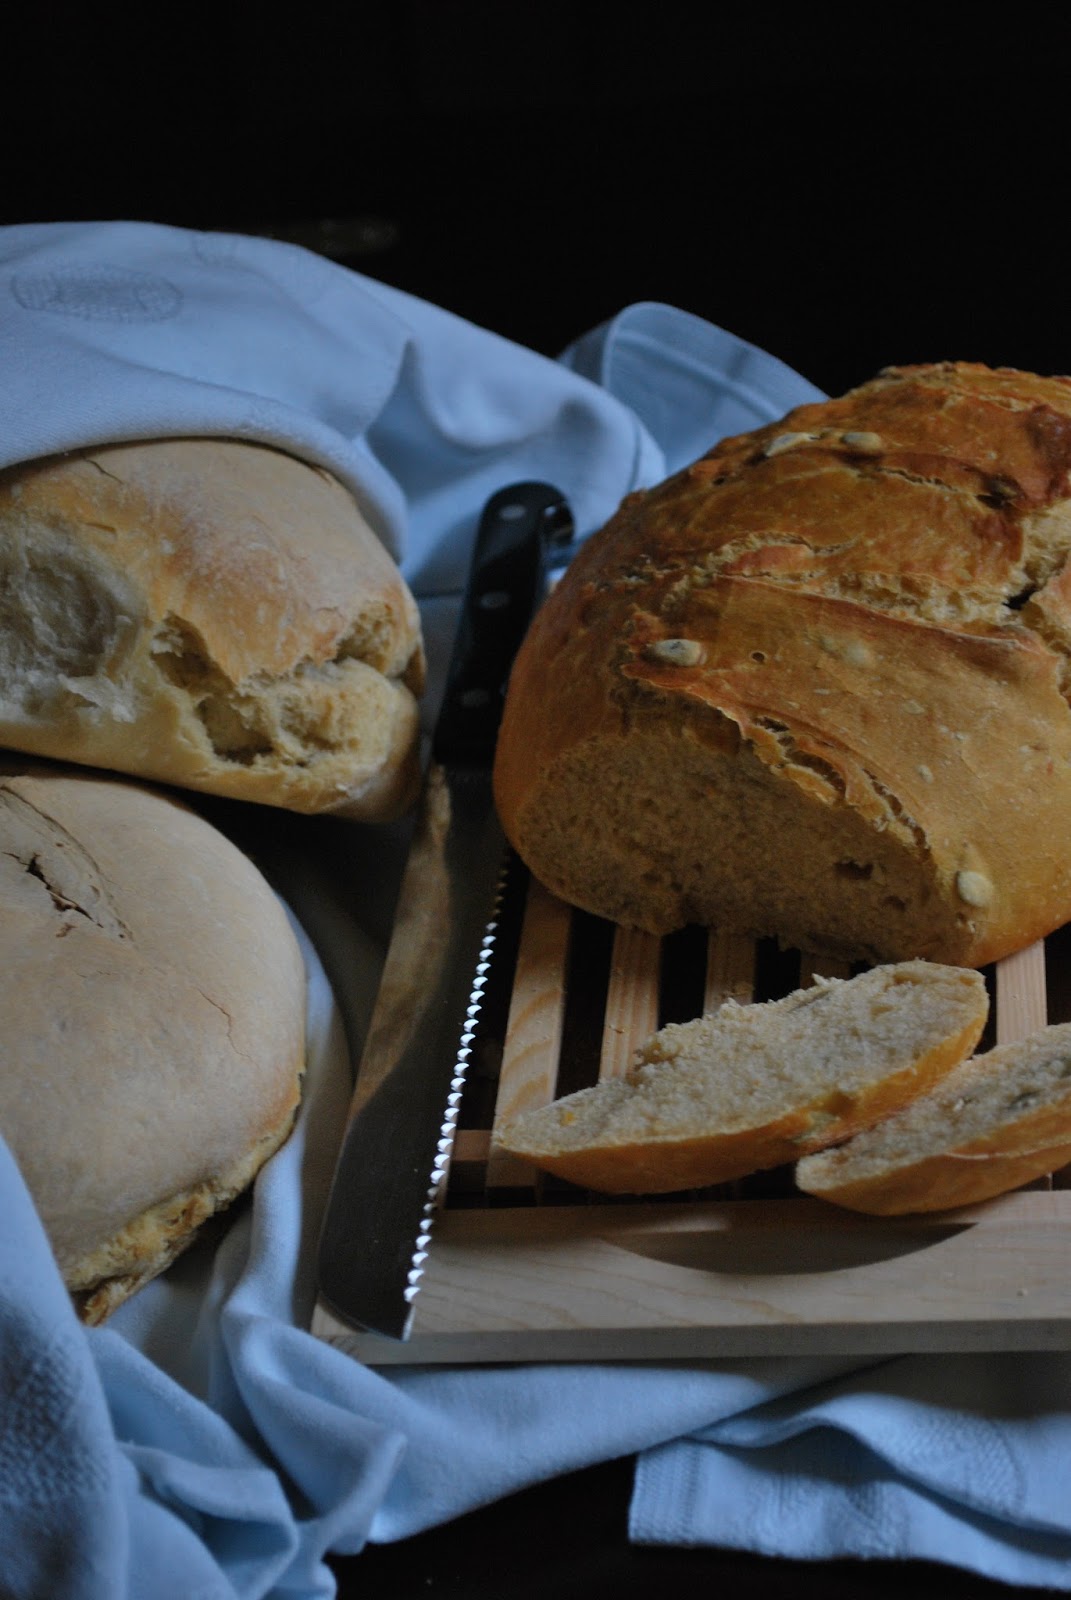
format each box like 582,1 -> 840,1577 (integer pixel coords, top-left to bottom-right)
492,961 -> 988,1194
0,437 -> 425,819
0,761 -> 307,1322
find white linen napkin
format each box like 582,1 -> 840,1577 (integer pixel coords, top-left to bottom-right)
3,219 -> 1071,1599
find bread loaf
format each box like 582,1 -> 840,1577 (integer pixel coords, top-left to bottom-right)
494,362 -> 1071,966
796,1022 -> 1071,1213
0,438 -> 424,819
0,761 -> 307,1322
493,961 -> 987,1194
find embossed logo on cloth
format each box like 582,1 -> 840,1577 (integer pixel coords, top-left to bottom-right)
10,263 -> 182,322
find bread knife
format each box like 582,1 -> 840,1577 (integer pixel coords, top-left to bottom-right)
316,482 -> 574,1339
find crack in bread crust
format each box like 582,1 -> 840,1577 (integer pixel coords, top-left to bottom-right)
0,780 -> 130,939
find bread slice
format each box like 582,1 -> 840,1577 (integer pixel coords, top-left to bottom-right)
796,1023 -> 1071,1213
492,961 -> 988,1194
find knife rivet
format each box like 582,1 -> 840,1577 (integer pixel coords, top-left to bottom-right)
478,588 -> 511,611
498,502 -> 527,520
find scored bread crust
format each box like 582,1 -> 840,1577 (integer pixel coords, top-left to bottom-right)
493,962 -> 988,1194
796,1022 -> 1071,1214
0,761 -> 307,1322
494,362 -> 1071,967
0,438 -> 425,819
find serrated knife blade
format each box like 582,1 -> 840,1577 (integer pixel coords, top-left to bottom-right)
316,482 -> 574,1339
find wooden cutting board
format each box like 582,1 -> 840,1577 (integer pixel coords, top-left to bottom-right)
312,865 -> 1071,1365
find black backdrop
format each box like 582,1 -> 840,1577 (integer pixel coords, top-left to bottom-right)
6,4 -> 1071,398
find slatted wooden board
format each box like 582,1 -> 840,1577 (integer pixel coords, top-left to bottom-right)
313,865 -> 1071,1365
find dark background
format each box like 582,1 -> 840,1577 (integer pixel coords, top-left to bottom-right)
6,7 -> 1070,1595
6,4 -> 1071,399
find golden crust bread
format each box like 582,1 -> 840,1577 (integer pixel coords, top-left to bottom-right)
0,761 -> 307,1322
493,962 -> 988,1194
796,1021 -> 1071,1214
0,438 -> 425,819
494,362 -> 1071,966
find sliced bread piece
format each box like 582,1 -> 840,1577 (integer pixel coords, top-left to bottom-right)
796,1022 -> 1071,1213
492,961 -> 988,1194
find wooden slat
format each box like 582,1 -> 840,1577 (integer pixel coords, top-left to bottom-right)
798,951 -> 853,986
451,1127 -> 492,1171
703,928 -> 756,1013
996,940 -> 1048,1044
486,880 -> 571,1188
598,926 -> 661,1082
994,940 -> 1062,1189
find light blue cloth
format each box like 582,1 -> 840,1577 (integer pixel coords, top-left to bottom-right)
0,218 -> 661,591
2,220 -> 1071,1598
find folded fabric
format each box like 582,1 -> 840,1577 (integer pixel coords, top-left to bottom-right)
632,1354 -> 1071,1588
560,298 -> 823,473
4,219 -> 1071,1600
0,219 -> 657,591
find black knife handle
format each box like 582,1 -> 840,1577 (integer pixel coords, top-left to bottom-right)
432,482 -> 573,766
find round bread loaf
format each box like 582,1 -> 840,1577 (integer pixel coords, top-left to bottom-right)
494,362 -> 1071,966
0,438 -> 425,819
0,761 -> 307,1323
